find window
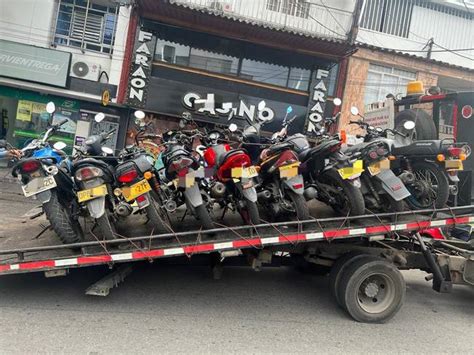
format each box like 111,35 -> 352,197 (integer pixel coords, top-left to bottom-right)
54,0 -> 118,54
151,23 -> 328,92
265,0 -> 310,19
364,64 -> 416,105
240,59 -> 289,87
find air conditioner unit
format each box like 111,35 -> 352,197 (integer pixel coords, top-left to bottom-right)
208,1 -> 233,12
70,60 -> 101,82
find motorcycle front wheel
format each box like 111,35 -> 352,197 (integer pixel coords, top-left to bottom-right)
318,168 -> 365,216
405,161 -> 449,210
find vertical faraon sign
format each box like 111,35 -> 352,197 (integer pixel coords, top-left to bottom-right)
127,28 -> 156,108
305,69 -> 330,137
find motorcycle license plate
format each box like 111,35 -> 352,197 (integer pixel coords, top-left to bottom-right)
22,176 -> 57,197
232,166 -> 258,179
445,159 -> 463,170
77,184 -> 107,203
279,162 -> 300,179
368,158 -> 391,176
338,160 -> 364,180
121,179 -> 151,202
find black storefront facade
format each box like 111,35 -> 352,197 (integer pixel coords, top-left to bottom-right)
124,17 -> 351,139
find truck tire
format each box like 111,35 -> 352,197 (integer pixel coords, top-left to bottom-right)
43,190 -> 83,244
395,109 -> 437,140
406,161 -> 449,209
337,256 -> 406,323
287,190 -> 310,221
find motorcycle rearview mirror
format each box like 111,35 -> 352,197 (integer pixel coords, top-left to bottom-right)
53,141 -> 67,150
101,146 -> 114,155
134,110 -> 145,120
350,106 -> 359,116
258,100 -> 266,112
229,123 -> 238,132
95,112 -> 105,123
333,98 -> 342,107
286,106 -> 293,114
403,120 -> 416,130
46,102 -> 56,114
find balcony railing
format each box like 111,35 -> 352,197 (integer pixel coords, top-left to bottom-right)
169,0 -> 354,41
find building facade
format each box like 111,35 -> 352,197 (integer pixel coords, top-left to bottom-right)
341,0 -> 474,135
118,0 -> 360,141
0,0 -> 133,156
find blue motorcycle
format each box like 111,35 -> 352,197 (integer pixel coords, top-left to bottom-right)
11,102 -> 83,244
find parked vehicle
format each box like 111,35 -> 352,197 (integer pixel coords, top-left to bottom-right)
71,113 -> 118,240
155,113 -> 214,230
11,102 -> 83,244
350,106 -> 468,209
241,106 -> 309,221
114,110 -> 169,231
345,120 -> 411,213
201,124 -> 261,224
282,105 -> 365,216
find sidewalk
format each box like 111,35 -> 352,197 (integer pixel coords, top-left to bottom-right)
0,167 -> 16,183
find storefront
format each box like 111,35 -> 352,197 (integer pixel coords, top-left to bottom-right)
124,20 -> 343,138
0,41 -> 128,159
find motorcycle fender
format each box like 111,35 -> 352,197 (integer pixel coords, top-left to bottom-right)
446,173 -> 459,183
183,184 -> 204,208
282,175 -> 304,195
37,190 -> 52,203
375,169 -> 411,201
236,182 -> 258,202
87,196 -> 106,219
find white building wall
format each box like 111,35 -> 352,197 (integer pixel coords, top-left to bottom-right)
357,2 -> 474,69
0,0 -> 130,96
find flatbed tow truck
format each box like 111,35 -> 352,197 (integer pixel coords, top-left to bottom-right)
1,205 -> 473,323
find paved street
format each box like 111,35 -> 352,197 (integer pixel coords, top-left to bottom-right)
0,265 -> 473,354
0,176 -> 473,354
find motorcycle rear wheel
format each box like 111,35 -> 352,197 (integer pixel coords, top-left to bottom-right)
239,199 -> 260,225
319,168 -> 365,216
405,161 -> 449,210
286,190 -> 311,221
43,190 -> 83,244
96,210 -> 116,240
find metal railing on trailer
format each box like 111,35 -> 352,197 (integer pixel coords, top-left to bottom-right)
1,206 -> 473,275
2,205 -> 473,323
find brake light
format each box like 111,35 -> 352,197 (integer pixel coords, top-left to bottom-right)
117,169 -> 138,183
447,147 -> 462,158
376,147 -> 387,156
75,167 -> 103,181
369,150 -> 378,160
168,157 -> 193,174
20,160 -> 41,174
203,148 -> 217,167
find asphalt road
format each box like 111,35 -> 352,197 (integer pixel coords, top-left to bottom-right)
0,266 -> 473,354
0,176 -> 473,354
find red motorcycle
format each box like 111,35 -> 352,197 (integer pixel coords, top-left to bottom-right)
201,127 -> 260,225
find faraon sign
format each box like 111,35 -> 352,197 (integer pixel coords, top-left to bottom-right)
305,69 -> 329,136
127,29 -> 156,107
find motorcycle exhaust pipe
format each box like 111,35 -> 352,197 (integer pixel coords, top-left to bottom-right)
210,182 -> 226,198
398,171 -> 415,185
257,190 -> 272,200
116,202 -> 132,217
165,199 -> 177,213
304,186 -> 318,200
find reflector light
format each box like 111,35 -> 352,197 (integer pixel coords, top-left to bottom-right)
292,183 -> 304,190
76,167 -> 103,181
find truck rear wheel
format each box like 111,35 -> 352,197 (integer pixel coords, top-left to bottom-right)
337,256 -> 406,323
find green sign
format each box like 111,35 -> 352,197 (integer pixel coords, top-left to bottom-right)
0,40 -> 71,87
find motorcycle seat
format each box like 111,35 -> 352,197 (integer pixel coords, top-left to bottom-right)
298,139 -> 340,162
391,140 -> 443,156
267,142 -> 293,155
217,148 -> 248,167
